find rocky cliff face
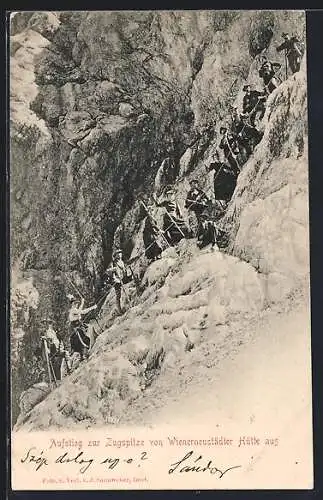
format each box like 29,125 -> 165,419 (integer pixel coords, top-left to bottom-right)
226,62 -> 309,300
10,10 -> 308,428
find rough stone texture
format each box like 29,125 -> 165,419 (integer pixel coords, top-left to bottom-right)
10,11 -> 309,428
18,382 -> 50,417
14,239 -> 267,430
10,10 -> 306,274
224,59 -> 309,302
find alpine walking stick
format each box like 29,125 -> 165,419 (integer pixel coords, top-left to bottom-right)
224,135 -> 241,174
164,207 -> 186,239
63,352 -> 71,375
127,263 -> 142,296
63,272 -> 84,301
42,338 -> 58,388
49,357 -> 58,387
42,337 -> 53,388
140,199 -> 171,249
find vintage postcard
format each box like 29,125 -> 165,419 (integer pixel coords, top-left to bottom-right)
10,10 -> 312,490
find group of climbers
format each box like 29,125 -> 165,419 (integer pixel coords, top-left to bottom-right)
185,179 -> 222,250
140,178 -> 225,264
141,33 -> 304,259
205,32 -> 304,210
37,32 -> 304,387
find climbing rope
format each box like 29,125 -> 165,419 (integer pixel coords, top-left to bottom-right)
63,271 -> 84,300
163,206 -> 187,239
222,134 -> 241,172
75,329 -> 90,349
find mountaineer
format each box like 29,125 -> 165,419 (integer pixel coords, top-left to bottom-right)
242,84 -> 266,127
258,58 -> 282,94
68,295 -> 97,360
143,213 -> 164,262
153,186 -> 191,245
154,153 -> 178,196
41,318 -> 68,382
207,156 -> 238,205
276,32 -> 303,75
219,126 -> 241,175
105,249 -> 132,315
235,113 -> 263,157
230,107 -> 241,135
184,179 -> 210,236
196,213 -> 219,250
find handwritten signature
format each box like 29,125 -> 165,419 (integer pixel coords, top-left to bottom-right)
168,451 -> 241,478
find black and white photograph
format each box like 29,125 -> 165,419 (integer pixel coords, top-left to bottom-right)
9,10 -> 313,490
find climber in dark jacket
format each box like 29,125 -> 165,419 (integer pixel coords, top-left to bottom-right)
276,33 -> 303,74
235,113 -> 263,157
242,85 -> 267,127
197,214 -> 219,249
258,59 -> 282,94
219,127 -> 240,175
185,179 -> 209,235
208,159 -> 237,202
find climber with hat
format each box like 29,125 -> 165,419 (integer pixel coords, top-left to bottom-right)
207,150 -> 238,205
68,293 -> 98,361
40,317 -> 68,382
276,32 -> 303,75
242,84 -> 267,127
230,106 -> 241,135
219,126 -> 241,176
258,57 -> 282,94
41,317 -> 59,349
153,185 -> 191,244
104,248 -> 132,315
196,213 -> 220,250
185,179 -> 210,236
235,112 -> 264,160
68,294 -> 97,324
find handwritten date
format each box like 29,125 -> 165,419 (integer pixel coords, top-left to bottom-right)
20,447 -> 148,474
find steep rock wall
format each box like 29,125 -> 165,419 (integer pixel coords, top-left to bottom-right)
10,10 -> 308,427
11,10 -> 306,278
14,56 -> 310,429
224,59 -> 309,302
